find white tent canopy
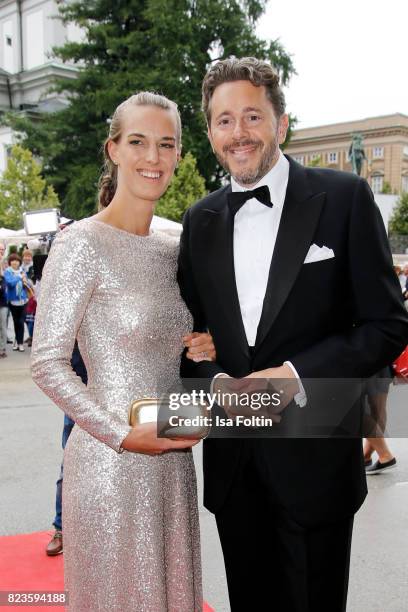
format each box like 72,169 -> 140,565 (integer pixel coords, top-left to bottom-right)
150,215 -> 182,236
0,227 -> 24,237
0,227 -> 29,247
0,215 -> 182,247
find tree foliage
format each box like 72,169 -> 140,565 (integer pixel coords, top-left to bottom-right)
0,145 -> 59,229
3,0 -> 295,219
307,155 -> 326,168
380,181 -> 392,194
155,152 -> 207,222
389,192 -> 408,235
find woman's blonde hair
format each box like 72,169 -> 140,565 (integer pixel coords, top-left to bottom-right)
98,92 -> 182,209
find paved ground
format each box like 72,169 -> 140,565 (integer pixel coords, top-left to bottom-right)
0,346 -> 407,611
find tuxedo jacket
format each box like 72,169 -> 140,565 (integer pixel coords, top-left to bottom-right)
178,155 -> 408,527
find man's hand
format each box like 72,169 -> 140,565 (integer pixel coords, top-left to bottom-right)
183,332 -> 216,362
244,364 -> 300,413
212,373 -> 283,423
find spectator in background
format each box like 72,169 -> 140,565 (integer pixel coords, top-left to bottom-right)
366,263 -> 408,470
46,413 -> 75,555
0,242 -> 7,277
0,242 -> 7,358
394,265 -> 408,308
404,284 -> 408,308
363,367 -> 397,474
25,291 -> 37,347
4,253 -> 31,352
22,250 -> 36,347
46,342 -> 85,555
397,265 -> 407,291
22,249 -> 35,281
403,265 -> 408,308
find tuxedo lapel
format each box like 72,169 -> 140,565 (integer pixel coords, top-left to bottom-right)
255,157 -> 326,350
201,188 -> 250,360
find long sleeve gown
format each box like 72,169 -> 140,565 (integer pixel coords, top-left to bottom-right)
31,218 -> 202,612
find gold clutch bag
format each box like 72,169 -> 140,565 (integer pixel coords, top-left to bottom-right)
129,398 -> 211,439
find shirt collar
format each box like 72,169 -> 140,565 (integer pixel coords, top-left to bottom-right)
230,150 -> 289,209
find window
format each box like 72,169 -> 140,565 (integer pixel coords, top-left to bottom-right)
293,155 -> 304,165
403,146 -> 408,157
310,153 -> 320,161
402,175 -> 408,193
371,175 -> 383,193
327,152 -> 338,163
372,146 -> 384,159
2,20 -> 14,72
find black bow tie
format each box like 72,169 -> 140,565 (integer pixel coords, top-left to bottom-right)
227,185 -> 273,218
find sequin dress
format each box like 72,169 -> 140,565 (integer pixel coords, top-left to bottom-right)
31,218 -> 202,612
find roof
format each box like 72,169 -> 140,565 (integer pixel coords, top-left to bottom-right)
291,113 -> 408,142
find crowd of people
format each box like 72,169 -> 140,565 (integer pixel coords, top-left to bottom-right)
0,244 -> 37,357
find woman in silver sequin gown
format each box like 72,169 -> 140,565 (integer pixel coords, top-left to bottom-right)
31,93 -> 214,612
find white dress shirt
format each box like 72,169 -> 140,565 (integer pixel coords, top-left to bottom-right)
232,150 -> 289,345
214,150 -> 306,406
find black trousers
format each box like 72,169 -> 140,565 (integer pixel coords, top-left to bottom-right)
9,303 -> 26,345
215,441 -> 354,612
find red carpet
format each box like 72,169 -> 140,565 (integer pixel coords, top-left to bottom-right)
0,531 -> 214,611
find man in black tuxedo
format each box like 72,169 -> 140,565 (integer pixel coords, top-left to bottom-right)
178,57 -> 408,612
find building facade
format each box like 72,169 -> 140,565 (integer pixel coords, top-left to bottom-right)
0,0 -> 82,171
285,113 -> 408,195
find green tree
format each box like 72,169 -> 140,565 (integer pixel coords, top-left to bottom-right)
155,152 -> 206,222
0,145 -> 59,229
381,181 -> 392,194
3,0 -> 295,219
307,155 -> 326,168
389,192 -> 408,235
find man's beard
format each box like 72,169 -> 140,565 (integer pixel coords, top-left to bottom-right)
215,138 -> 279,186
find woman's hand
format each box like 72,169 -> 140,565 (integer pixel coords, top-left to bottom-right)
120,422 -> 200,455
183,331 -> 216,362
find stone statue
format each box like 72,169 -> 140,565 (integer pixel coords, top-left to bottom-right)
348,133 -> 366,176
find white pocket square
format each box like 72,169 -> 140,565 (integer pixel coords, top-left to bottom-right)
304,244 -> 335,264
